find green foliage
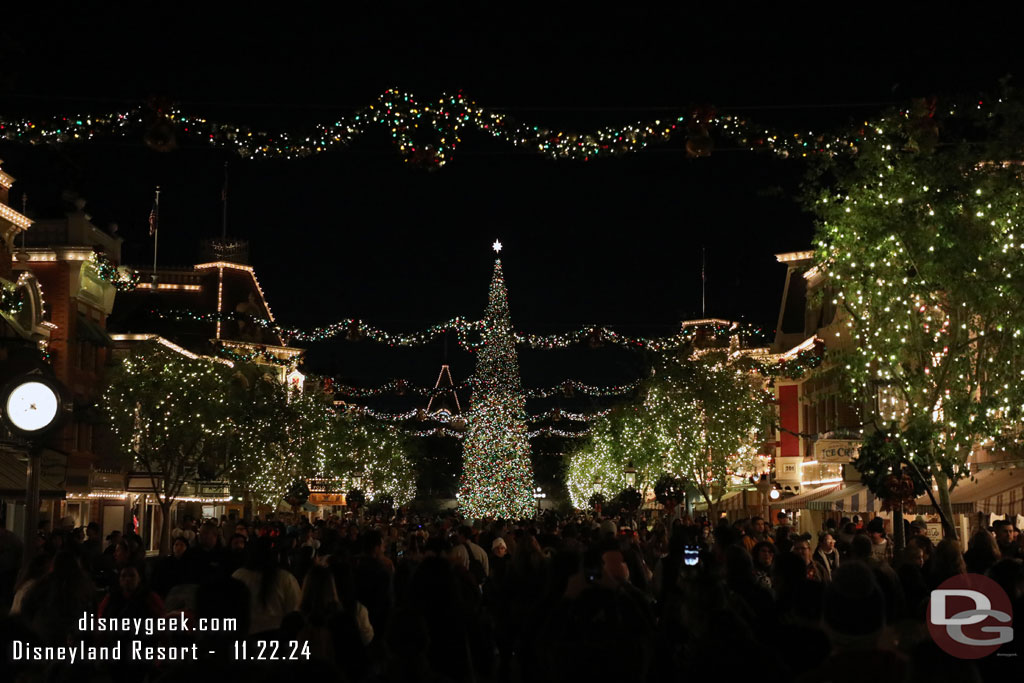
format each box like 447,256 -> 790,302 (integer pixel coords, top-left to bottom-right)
346,488 -> 366,508
568,350 -> 771,509
332,414 -> 418,506
225,367 -> 295,506
808,89 -> 1024,502
617,487 -> 642,512
856,425 -> 930,507
653,474 -> 686,506
102,343 -> 233,504
644,350 -> 773,506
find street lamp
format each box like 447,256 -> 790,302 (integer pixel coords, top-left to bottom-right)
533,486 -> 546,516
1,373 -> 71,569
624,462 -> 637,489
352,470 -> 364,491
592,477 -> 603,495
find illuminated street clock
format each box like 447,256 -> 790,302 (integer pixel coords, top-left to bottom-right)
1,375 -> 68,437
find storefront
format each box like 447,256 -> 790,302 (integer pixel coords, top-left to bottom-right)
0,455 -> 65,538
693,488 -> 765,520
770,481 -> 842,531
914,467 -> 1024,535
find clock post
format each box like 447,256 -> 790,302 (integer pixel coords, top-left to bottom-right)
22,442 -> 42,565
1,373 -> 71,568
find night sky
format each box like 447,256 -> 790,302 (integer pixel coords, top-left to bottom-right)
1,9 -> 1020,398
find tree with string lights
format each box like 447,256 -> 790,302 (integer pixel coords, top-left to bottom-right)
330,413 -> 418,506
566,404 -> 663,509
102,343 -> 233,554
568,350 -> 770,515
808,92 -> 1024,538
458,243 -> 536,519
644,350 -> 772,518
224,365 -> 294,512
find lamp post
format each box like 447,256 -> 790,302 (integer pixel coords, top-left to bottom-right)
755,471 -> 773,521
623,462 -> 638,527
533,486 -> 546,517
624,462 -> 637,489
1,373 -> 71,569
350,470 -> 365,522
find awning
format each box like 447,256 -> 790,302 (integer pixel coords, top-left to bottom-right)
770,482 -> 842,509
915,468 -> 1024,516
77,313 -> 113,347
807,482 -> 880,513
0,456 -> 66,499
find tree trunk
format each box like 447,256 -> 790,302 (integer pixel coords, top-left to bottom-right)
706,494 -> 718,522
893,508 -> 905,553
159,500 -> 173,556
934,471 -> 958,541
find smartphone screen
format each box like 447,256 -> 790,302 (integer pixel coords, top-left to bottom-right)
684,546 -> 699,567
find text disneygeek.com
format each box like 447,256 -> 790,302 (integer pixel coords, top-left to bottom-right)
7,611 -> 309,663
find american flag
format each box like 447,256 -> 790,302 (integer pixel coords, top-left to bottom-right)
148,199 -> 158,236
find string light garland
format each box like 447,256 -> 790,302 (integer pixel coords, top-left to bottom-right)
156,309 -> 479,347
218,345 -> 293,367
335,377 -> 473,398
527,426 -> 590,439
0,90 -> 972,168
525,379 -> 642,399
748,343 -> 826,380
333,374 -> 637,402
90,251 -> 140,292
0,280 -> 24,315
350,403 -> 610,425
407,427 -> 468,439
156,310 -> 768,353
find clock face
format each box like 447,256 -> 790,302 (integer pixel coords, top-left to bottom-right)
5,381 -> 60,432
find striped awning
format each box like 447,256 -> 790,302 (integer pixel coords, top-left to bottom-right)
915,468 -> 1024,516
807,482 -> 880,513
770,482 -> 842,509
0,456 -> 66,499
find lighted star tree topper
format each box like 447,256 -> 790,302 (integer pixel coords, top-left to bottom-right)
458,245 -> 536,518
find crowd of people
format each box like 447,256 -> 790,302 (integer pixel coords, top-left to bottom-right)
2,508 -> 1022,682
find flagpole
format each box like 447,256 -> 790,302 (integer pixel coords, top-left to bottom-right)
701,247 -> 706,317
151,186 -> 160,284
221,161 -> 228,240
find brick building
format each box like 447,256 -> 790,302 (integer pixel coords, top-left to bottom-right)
9,198 -> 124,534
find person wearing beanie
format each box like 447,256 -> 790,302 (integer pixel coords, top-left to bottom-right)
866,517 -> 892,564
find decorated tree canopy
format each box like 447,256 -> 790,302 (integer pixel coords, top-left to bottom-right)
647,350 -> 772,511
567,350 -> 770,511
808,87 -> 1024,535
332,414 -> 418,506
102,342 -> 233,553
458,258 -> 536,519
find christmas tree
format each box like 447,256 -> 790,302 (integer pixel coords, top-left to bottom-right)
458,252 -> 536,518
